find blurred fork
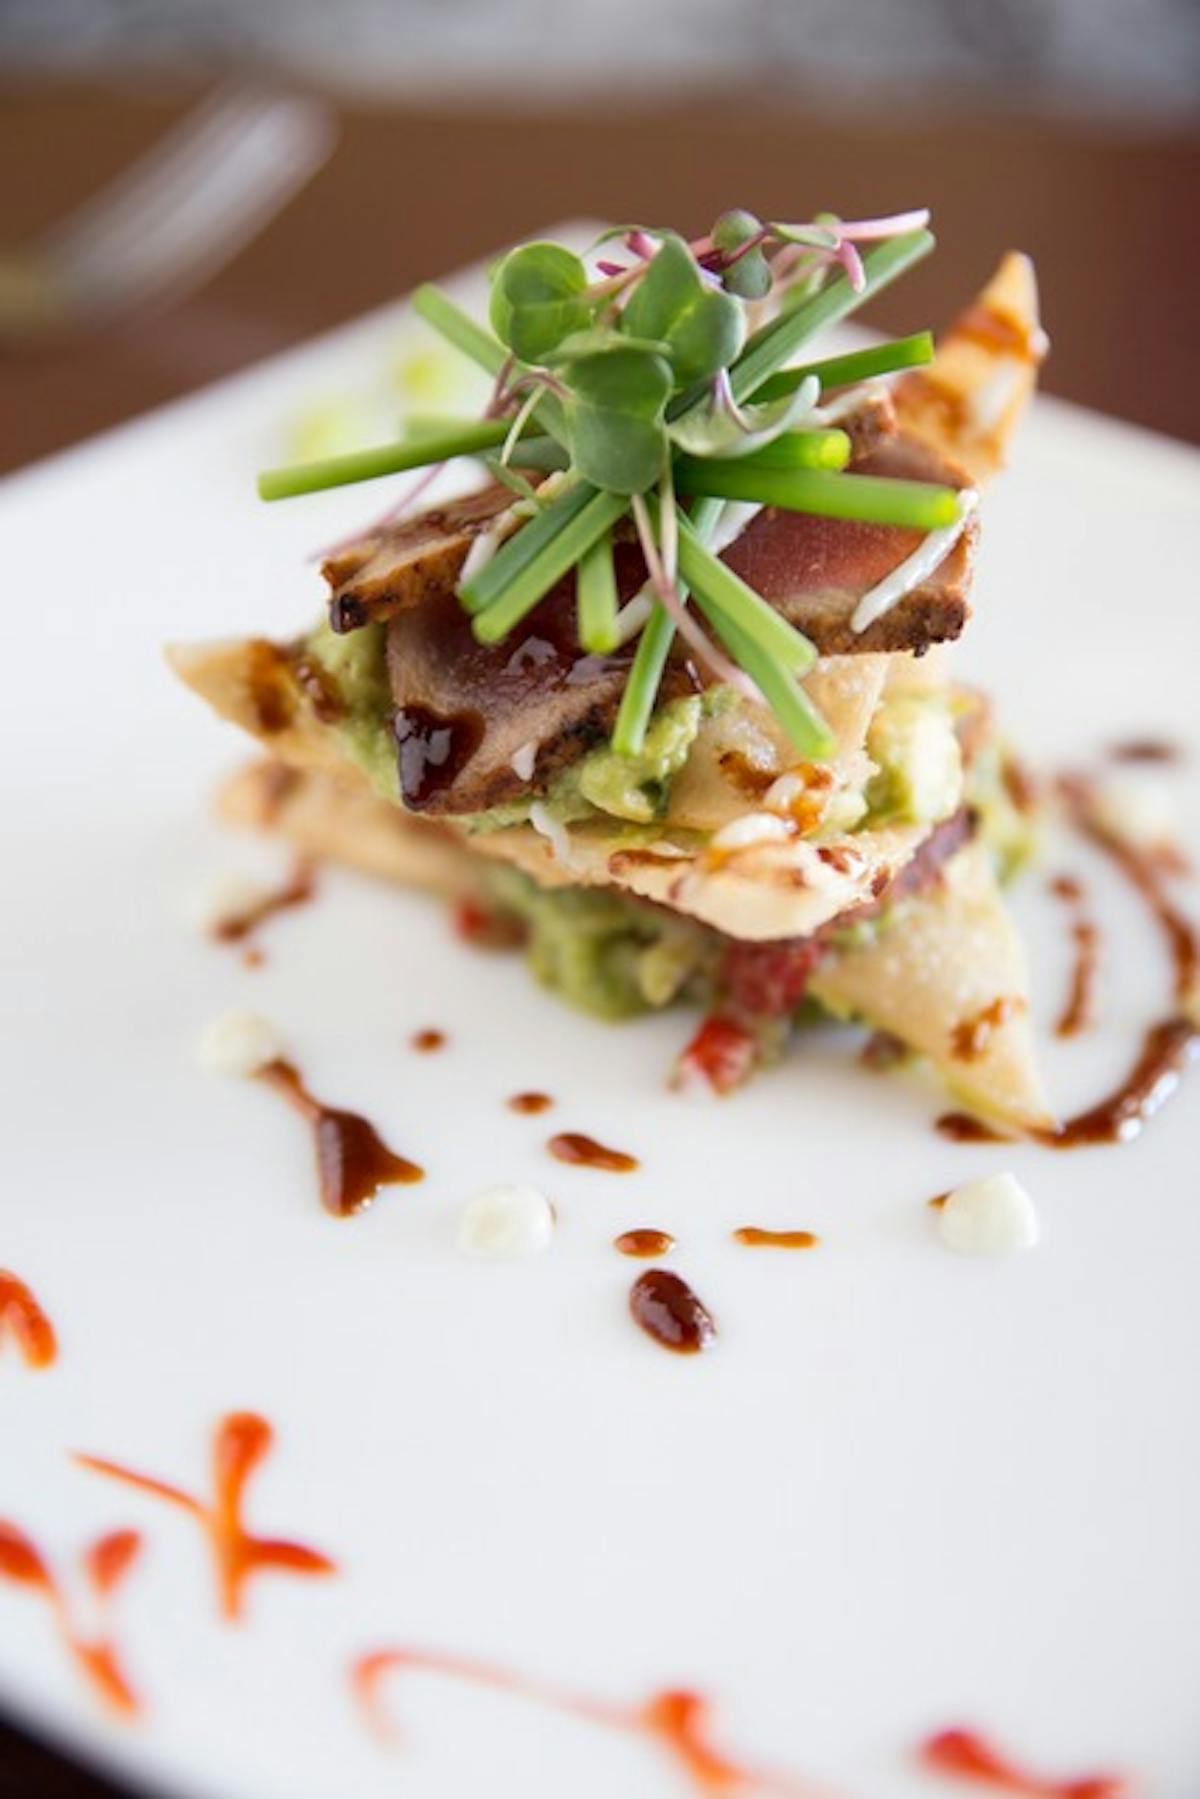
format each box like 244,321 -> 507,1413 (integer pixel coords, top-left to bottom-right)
0,82 -> 336,342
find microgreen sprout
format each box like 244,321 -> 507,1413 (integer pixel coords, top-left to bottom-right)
259,207 -> 956,764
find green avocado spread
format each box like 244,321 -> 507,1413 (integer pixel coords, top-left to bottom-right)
483,865 -> 713,1019
302,619 -> 399,799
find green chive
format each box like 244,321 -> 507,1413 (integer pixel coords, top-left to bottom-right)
753,331 -> 934,403
696,602 -> 834,759
414,284 -> 569,444
730,230 -> 935,403
257,417 -> 511,501
674,512 -> 818,676
470,488 -> 628,643
576,528 -> 620,654
676,463 -> 961,530
610,495 -> 724,757
412,284 -> 510,377
675,427 -> 850,483
459,478 -> 588,614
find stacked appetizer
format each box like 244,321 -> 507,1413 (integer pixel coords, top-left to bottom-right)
173,210 -> 1052,1132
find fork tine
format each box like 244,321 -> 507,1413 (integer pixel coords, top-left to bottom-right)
43,82 -> 273,264
47,90 -> 335,317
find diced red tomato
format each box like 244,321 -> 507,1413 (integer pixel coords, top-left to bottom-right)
451,896 -> 526,951
675,1014 -> 760,1095
718,936 -> 825,1016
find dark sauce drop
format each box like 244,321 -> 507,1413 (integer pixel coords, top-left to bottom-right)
732,1227 -> 820,1249
630,1270 -> 716,1354
508,1091 -> 553,1114
549,1132 -> 639,1173
935,1113 -> 1007,1144
394,704 -> 483,809
257,1060 -> 423,1214
614,1228 -> 675,1258
1108,738 -> 1181,765
411,1029 -> 446,1053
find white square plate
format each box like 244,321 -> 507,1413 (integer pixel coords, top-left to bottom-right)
2,228 -> 1198,1799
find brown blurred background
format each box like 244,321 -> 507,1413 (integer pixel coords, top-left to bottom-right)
2,31 -> 1199,477
0,1 -> 1197,1790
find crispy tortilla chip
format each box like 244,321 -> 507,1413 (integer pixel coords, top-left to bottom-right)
810,839 -> 1053,1132
895,251 -> 1048,485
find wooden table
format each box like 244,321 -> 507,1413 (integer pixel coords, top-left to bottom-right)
1,78 -> 1196,1798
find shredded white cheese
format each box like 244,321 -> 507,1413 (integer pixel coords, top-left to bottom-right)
529,801 -> 573,866
937,1172 -> 1039,1257
850,490 -> 979,634
457,1184 -> 555,1258
708,500 -> 764,557
510,739 -> 539,781
459,508 -> 519,586
710,812 -> 793,853
195,1011 -> 281,1079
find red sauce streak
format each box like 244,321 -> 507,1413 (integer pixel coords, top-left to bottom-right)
212,860 -> 316,947
732,1227 -> 820,1249
951,996 -> 1022,1063
549,1132 -> 639,1173
508,1090 -> 553,1114
411,1029 -> 446,1053
351,1648 -> 822,1795
258,1058 -> 423,1214
935,1113 -> 1006,1144
920,1727 -> 1129,1798
0,1270 -> 57,1368
0,1520 -> 143,1716
1049,874 -> 1101,1038
1107,738 -> 1181,765
614,1228 -> 675,1258
630,1270 -> 717,1355
675,1014 -> 760,1095
75,1412 -> 335,1622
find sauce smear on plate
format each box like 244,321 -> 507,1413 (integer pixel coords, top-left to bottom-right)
258,1059 -> 423,1213
614,1229 -> 675,1258
0,1270 -> 57,1368
920,1726 -> 1129,1798
549,1132 -> 639,1173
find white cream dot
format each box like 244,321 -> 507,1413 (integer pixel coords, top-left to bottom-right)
937,1172 -> 1039,1258
1090,775 -> 1176,849
181,871 -> 272,935
457,1184 -> 555,1259
195,1010 -> 282,1079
